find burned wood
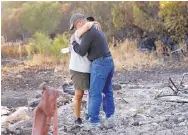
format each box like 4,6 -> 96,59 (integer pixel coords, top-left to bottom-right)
157,96 -> 188,103
168,78 -> 179,95
156,73 -> 188,103
180,73 -> 188,88
165,73 -> 188,96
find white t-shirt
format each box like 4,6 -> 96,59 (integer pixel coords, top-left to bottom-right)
69,31 -> 91,73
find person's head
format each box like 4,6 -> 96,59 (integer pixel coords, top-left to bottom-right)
86,16 -> 95,22
69,13 -> 87,30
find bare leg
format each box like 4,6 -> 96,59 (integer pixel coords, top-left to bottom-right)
74,90 -> 84,119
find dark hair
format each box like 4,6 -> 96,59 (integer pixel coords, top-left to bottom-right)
86,16 -> 95,22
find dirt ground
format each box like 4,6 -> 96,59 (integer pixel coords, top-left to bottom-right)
1,58 -> 188,135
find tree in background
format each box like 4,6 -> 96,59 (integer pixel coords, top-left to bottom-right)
21,2 -> 61,34
132,2 -> 162,33
113,2 -> 134,29
159,1 -> 188,41
2,1 -> 62,41
1,1 -> 188,42
112,2 -> 163,37
83,1 -> 117,41
1,2 -> 24,41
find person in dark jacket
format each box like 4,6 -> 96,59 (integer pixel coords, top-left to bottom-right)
70,13 -> 115,127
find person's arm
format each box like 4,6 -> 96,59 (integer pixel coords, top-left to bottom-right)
72,30 -> 94,56
77,21 -> 101,38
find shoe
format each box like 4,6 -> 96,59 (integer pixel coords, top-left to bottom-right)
82,122 -> 101,131
82,118 -> 101,130
74,118 -> 83,125
84,113 -> 89,120
104,115 -> 115,129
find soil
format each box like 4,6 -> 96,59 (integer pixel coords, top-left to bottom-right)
1,58 -> 188,135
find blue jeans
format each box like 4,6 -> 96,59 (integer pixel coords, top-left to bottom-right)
88,56 -> 115,123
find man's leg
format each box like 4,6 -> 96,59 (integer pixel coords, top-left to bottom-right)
82,90 -> 89,120
102,67 -> 115,118
71,70 -> 90,123
86,90 -> 89,114
88,63 -> 107,124
74,90 -> 84,119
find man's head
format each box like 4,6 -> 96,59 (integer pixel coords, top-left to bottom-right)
86,16 -> 95,22
69,13 -> 87,30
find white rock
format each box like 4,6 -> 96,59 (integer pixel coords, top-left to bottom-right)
2,107 -> 28,126
178,116 -> 185,122
8,120 -> 26,132
54,68 -> 58,73
1,106 -> 10,115
16,75 -> 22,78
133,114 -> 147,121
179,122 -> 186,126
156,130 -> 173,135
151,122 -> 159,126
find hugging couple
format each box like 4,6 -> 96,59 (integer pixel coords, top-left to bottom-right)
62,13 -> 115,127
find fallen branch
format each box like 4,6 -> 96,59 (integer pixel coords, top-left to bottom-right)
157,96 -> 188,103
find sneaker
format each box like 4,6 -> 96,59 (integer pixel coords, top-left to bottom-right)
74,118 -> 83,125
82,118 -> 102,130
84,113 -> 89,120
104,115 -> 115,129
82,122 -> 101,131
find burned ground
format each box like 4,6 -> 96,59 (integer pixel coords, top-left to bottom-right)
1,58 -> 188,135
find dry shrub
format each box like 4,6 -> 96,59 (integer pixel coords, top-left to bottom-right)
155,40 -> 188,62
26,54 -> 57,67
57,57 -> 70,73
155,40 -> 164,57
1,36 -> 5,45
179,43 -> 188,60
1,44 -> 28,58
26,54 -> 70,72
110,39 -> 160,71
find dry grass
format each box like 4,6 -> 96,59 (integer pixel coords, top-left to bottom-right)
110,39 -> 160,71
25,54 -> 70,73
7,39 -> 188,72
2,40 -> 161,72
1,44 -> 28,58
26,54 -> 57,66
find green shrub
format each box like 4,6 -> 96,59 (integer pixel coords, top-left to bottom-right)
51,32 -> 69,60
26,43 -> 37,58
27,32 -> 51,57
26,31 -> 69,62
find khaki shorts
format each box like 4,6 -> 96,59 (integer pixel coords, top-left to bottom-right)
70,70 -> 90,90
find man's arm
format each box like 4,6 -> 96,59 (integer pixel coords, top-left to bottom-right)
72,29 -> 94,56
77,22 -> 101,38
